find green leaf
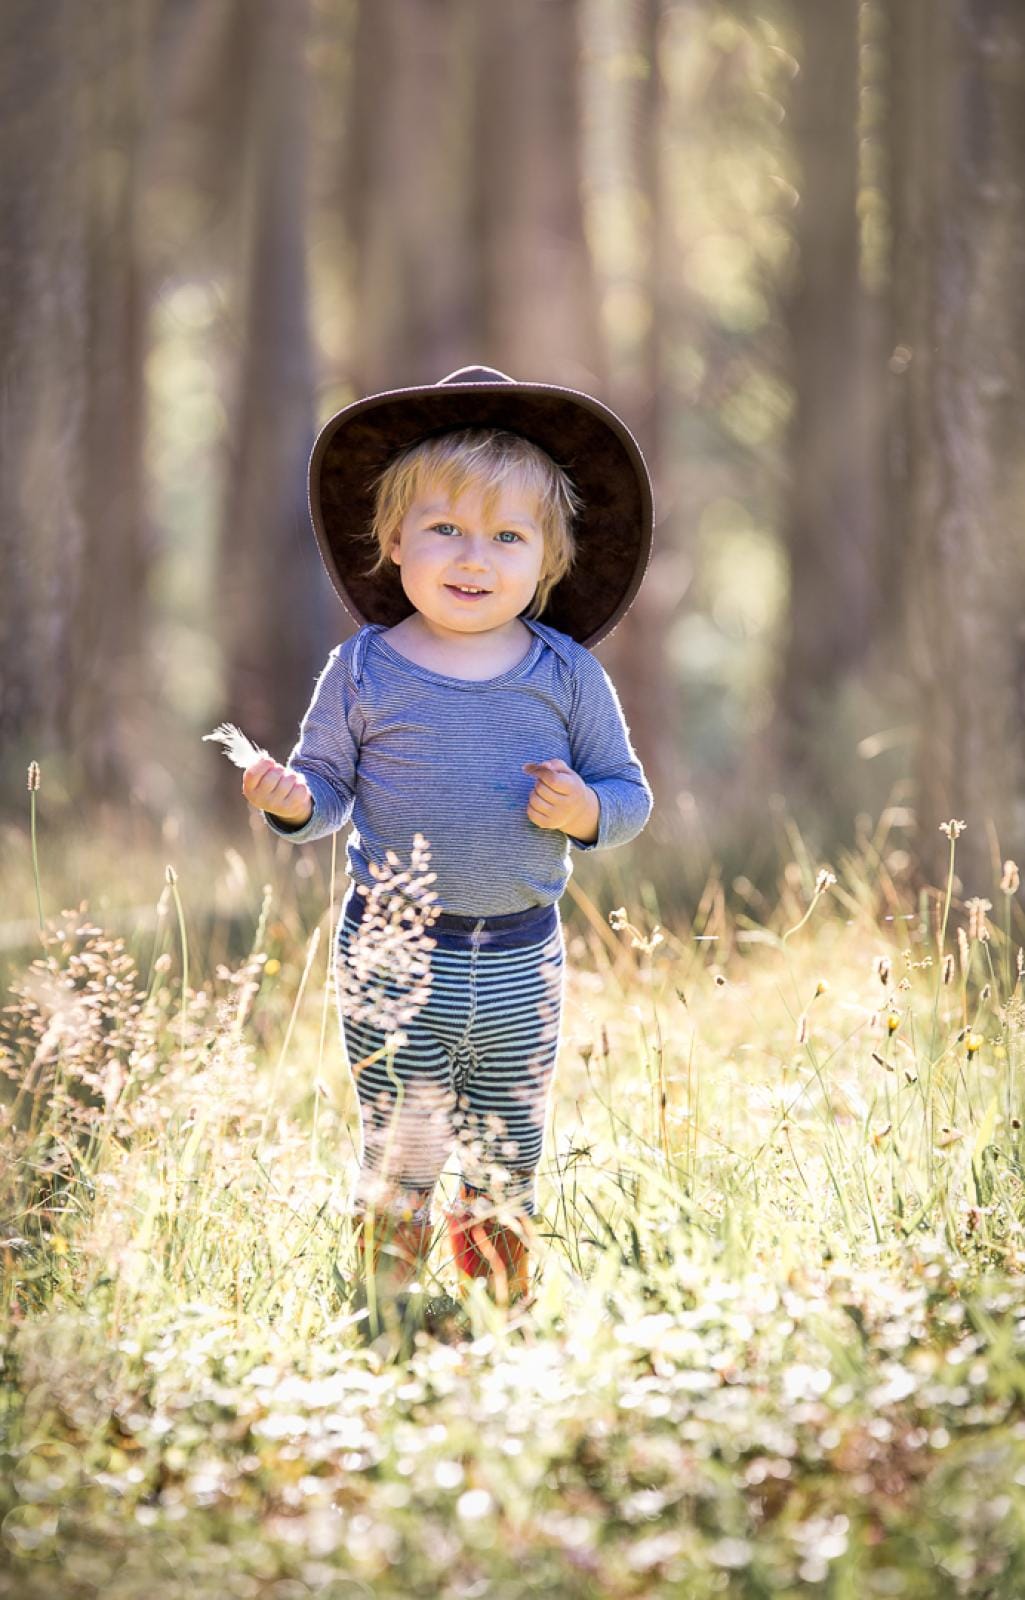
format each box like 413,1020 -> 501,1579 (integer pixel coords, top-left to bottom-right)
971,1094 -> 999,1183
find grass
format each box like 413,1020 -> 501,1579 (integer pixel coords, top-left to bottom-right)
2,804 -> 1025,1597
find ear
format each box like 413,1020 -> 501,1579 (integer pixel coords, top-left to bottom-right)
389,534 -> 401,566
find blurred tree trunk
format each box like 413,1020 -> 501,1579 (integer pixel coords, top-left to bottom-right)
146,0 -> 252,272
212,0 -> 322,799
0,0 -> 150,809
888,0 -> 1025,890
346,0 -> 473,389
0,2 -> 80,778
581,0 -> 685,836
70,1 -> 152,798
775,0 -> 883,810
471,0 -> 601,390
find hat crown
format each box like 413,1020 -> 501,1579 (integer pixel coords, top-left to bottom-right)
437,365 -> 514,387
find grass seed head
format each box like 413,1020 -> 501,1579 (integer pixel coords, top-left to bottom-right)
336,834 -> 441,1035
966,897 -> 992,942
27,761 -> 40,792
958,927 -> 971,973
1001,860 -> 1020,895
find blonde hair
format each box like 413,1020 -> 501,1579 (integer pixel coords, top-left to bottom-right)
364,428 -> 583,621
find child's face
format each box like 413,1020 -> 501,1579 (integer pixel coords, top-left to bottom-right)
389,473 -> 546,637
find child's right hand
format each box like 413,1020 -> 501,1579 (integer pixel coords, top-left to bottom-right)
242,756 -> 314,826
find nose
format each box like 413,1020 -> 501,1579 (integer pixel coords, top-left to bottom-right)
456,533 -> 492,571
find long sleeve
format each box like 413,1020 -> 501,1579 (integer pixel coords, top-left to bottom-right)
565,646 -> 653,852
264,646 -> 363,844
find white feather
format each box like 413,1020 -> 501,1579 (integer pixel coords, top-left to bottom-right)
203,723 -> 270,770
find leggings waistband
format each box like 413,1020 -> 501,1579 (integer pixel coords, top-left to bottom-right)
340,887 -> 559,951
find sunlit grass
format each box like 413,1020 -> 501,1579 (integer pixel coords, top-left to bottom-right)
2,809 -> 1025,1597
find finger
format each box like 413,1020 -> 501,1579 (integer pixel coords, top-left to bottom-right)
526,765 -> 576,796
257,772 -> 294,807
244,768 -> 281,803
524,759 -> 569,775
243,757 -> 275,791
271,773 -> 303,805
532,777 -> 573,800
249,756 -> 282,783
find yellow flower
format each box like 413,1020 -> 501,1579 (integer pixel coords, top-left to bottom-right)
264,958 -> 281,977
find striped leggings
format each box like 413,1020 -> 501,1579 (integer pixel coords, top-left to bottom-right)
335,887 -> 565,1222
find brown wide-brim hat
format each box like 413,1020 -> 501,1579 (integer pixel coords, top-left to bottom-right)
308,365 -> 654,649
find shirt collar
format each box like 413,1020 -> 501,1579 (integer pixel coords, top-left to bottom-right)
346,616 -> 576,686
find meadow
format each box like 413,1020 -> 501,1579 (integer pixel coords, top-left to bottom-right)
2,798 -> 1025,1598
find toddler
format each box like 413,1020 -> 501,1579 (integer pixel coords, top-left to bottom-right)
241,365 -> 654,1311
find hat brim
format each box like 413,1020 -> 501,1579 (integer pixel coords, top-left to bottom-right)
308,377 -> 654,650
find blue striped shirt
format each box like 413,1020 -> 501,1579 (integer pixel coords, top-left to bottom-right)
265,616 -> 653,915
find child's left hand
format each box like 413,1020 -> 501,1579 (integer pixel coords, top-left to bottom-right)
523,758 -> 599,840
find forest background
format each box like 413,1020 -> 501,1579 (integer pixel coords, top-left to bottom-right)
6,8 -> 1025,1592
3,0 -> 1024,919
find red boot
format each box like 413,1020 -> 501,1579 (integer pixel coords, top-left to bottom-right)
447,1200 -> 532,1307
353,1209 -> 433,1297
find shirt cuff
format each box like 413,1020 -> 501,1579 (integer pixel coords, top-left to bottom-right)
264,799 -> 319,841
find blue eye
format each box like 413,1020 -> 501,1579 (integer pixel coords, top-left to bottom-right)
431,522 -> 523,543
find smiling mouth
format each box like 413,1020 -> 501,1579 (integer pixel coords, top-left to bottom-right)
445,584 -> 492,596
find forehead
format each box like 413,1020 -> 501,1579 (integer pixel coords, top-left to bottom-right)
413,470 -> 540,525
